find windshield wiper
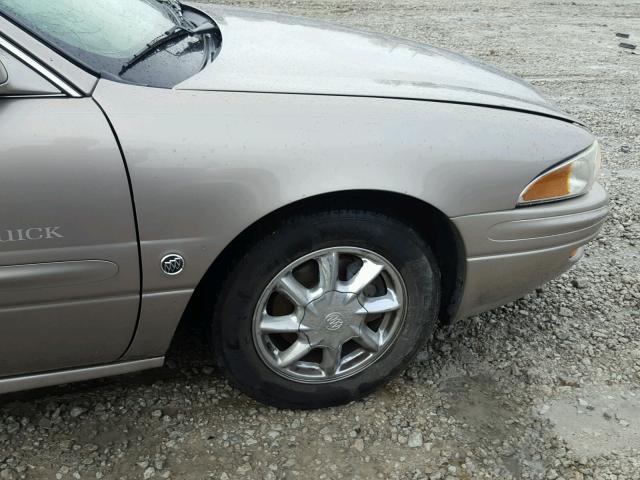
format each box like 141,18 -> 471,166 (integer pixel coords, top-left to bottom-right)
156,0 -> 186,24
119,22 -> 217,75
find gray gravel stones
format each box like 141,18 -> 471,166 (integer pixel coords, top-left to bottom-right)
407,432 -> 423,448
353,438 -> 365,452
0,469 -> 18,480
1,1 -> 639,479
558,307 -> 574,318
69,407 -> 86,418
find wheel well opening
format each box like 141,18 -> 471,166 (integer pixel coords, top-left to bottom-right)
179,190 -> 466,342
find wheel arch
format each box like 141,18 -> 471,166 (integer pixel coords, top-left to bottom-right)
180,190 -> 466,337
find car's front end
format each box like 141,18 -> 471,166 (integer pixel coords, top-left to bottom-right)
452,177 -> 608,320
451,136 -> 608,319
0,0 -> 609,406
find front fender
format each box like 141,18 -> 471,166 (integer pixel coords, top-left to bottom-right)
93,80 -> 593,357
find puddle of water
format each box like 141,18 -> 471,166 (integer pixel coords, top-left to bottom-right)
543,385 -> 640,457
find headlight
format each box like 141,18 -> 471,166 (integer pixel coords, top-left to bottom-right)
518,141 -> 602,205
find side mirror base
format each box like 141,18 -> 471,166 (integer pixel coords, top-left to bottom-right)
0,59 -> 8,85
0,50 -> 61,96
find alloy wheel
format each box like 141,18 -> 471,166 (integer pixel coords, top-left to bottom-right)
252,247 -> 407,383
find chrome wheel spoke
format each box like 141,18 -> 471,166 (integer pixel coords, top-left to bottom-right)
355,326 -> 381,352
358,288 -> 401,315
277,339 -> 312,367
341,258 -> 383,294
320,346 -> 342,376
277,274 -> 312,307
259,312 -> 300,334
317,251 -> 340,292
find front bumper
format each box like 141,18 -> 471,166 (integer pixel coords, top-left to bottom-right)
451,183 -> 609,321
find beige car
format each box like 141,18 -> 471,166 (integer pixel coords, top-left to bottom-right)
0,0 -> 608,408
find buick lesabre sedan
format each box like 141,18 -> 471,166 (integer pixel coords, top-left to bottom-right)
0,0 -> 608,408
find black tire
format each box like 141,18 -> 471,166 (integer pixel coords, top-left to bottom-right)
212,210 -> 441,409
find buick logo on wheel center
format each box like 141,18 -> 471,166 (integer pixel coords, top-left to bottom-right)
161,254 -> 185,275
324,312 -> 344,331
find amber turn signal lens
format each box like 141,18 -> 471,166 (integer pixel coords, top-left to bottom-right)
518,141 -> 601,206
521,163 -> 573,203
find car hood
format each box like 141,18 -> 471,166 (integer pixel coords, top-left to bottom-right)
178,4 -> 574,122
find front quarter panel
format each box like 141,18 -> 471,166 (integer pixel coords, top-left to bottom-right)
92,80 -> 594,358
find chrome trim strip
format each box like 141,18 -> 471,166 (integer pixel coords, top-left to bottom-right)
0,36 -> 82,98
0,94 -> 66,99
0,357 -> 164,394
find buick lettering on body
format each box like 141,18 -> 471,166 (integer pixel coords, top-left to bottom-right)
0,227 -> 63,242
0,0 -> 608,408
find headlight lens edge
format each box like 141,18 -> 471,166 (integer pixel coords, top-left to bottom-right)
518,141 -> 601,206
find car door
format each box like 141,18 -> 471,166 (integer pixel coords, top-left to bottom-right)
0,44 -> 140,377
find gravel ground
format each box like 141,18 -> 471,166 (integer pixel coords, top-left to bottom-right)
2,1 -> 639,479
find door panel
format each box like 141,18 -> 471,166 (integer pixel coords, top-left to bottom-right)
0,96 -> 140,377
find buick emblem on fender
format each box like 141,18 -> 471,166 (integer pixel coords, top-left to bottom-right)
161,254 -> 185,275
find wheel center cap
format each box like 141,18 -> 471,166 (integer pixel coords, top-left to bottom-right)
300,291 -> 363,348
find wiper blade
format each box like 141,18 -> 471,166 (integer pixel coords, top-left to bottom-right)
119,22 -> 217,76
156,0 -> 185,20
120,26 -> 189,75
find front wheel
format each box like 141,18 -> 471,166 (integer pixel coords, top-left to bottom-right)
212,210 -> 441,409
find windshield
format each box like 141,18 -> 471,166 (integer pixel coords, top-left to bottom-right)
1,0 -> 177,59
0,0 -> 212,88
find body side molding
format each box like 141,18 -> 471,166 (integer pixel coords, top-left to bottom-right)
0,260 -> 119,290
0,357 -> 164,394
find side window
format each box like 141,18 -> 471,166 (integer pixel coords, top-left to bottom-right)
0,46 -> 61,96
